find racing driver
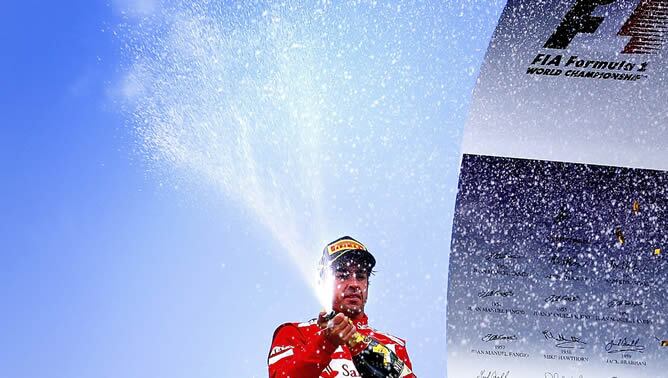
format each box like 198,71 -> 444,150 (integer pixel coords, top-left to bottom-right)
267,236 -> 415,377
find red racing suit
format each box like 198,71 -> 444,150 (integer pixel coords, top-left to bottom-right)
268,313 -> 415,378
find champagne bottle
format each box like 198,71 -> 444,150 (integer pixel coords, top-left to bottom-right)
321,311 -> 412,377
346,330 -> 412,378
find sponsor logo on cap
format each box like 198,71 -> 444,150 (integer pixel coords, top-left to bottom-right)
328,239 -> 367,255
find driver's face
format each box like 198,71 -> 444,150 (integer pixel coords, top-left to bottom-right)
331,262 -> 369,317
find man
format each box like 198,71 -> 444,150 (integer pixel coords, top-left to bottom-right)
268,236 -> 415,377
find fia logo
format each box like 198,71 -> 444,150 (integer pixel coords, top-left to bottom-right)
545,0 -> 668,54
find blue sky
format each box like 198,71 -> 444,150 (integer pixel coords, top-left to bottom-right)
1,1 -> 504,377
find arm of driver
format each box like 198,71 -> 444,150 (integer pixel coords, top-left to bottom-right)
395,341 -> 416,378
268,323 -> 338,378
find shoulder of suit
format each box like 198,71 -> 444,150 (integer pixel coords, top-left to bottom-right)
297,318 -> 319,327
272,318 -> 319,338
273,318 -> 318,329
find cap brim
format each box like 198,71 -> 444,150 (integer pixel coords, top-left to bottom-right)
330,249 -> 376,270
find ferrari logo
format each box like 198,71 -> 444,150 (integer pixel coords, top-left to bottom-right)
371,343 -> 392,368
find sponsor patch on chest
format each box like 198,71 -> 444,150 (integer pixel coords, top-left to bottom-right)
323,358 -> 361,377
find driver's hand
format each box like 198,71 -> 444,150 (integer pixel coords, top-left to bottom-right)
318,312 -> 356,346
